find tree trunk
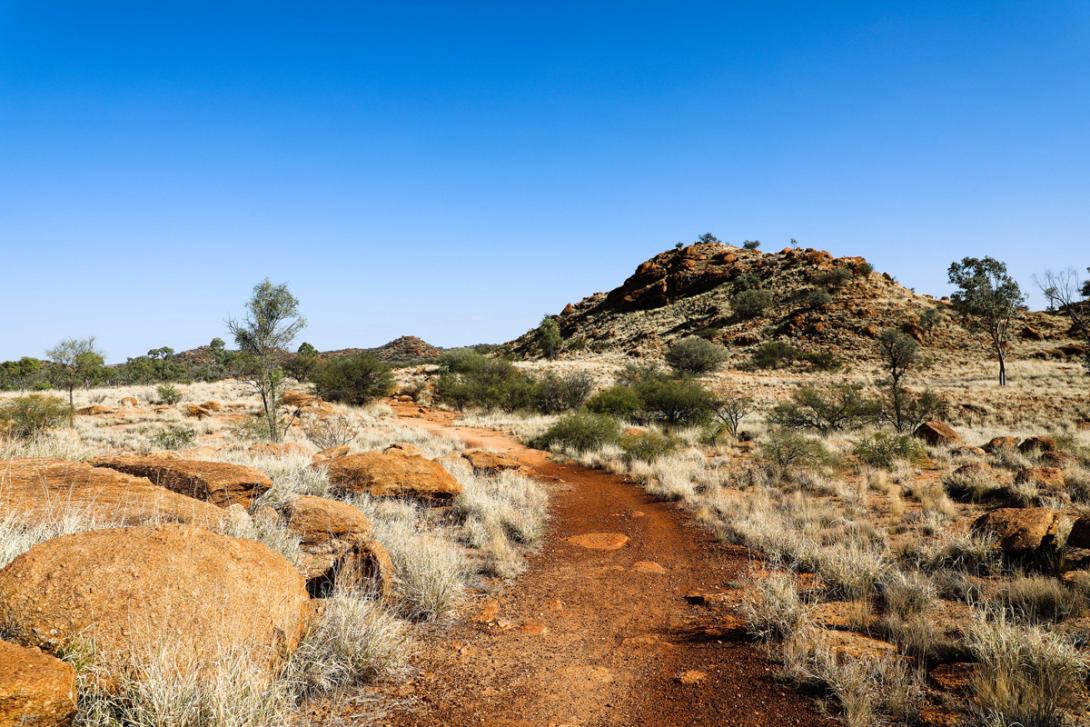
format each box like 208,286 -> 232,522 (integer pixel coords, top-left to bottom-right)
998,349 -> 1007,386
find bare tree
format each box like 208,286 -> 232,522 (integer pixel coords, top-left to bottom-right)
947,257 -> 1025,386
46,337 -> 105,422
1038,267 -> 1090,374
713,394 -> 754,438
228,279 -> 306,441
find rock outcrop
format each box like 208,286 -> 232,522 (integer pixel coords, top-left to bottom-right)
972,507 -> 1070,565
0,524 -> 310,671
914,421 -> 962,446
0,641 -> 77,727
0,458 -> 227,528
326,450 -> 463,503
89,456 -> 271,508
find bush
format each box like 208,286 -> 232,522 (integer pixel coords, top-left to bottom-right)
805,287 -> 833,309
993,576 -> 1085,625
619,429 -> 680,463
742,239 -> 761,250
438,349 -> 491,374
151,424 -> 197,450
732,289 -> 773,319
635,376 -> 715,426
734,272 -> 760,291
157,383 -> 182,405
313,354 -> 395,405
750,341 -> 801,369
813,267 -> 853,290
532,412 -> 620,453
768,384 -> 880,434
853,432 -> 925,469
530,371 -> 593,414
585,385 -> 642,419
760,429 -> 833,470
665,336 -> 728,375
435,358 -> 534,411
0,395 -> 70,438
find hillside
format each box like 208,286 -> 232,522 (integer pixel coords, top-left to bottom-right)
510,242 -> 1081,364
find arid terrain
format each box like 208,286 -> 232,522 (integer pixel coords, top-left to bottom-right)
2,242 -> 1090,726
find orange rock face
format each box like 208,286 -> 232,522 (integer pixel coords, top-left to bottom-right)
913,420 -> 962,446
0,458 -> 228,528
0,524 -> 311,672
0,641 -> 77,727
327,450 -> 463,503
972,507 -> 1069,561
90,455 -> 271,508
459,449 -> 523,475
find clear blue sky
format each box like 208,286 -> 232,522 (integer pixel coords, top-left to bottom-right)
2,2 -> 1088,362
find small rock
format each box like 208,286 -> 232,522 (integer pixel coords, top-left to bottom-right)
566,533 -> 630,550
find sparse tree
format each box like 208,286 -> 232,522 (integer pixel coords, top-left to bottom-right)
286,341 -> 320,382
666,336 -> 729,375
1038,267 -> 1090,374
919,308 -> 942,342
696,232 -> 720,244
45,337 -> 105,420
537,316 -> 562,360
947,257 -> 1025,386
228,279 -> 306,441
742,239 -> 761,250
877,329 -> 918,431
713,394 -> 754,438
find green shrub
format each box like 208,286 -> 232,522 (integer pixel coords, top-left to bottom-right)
156,383 -> 182,405
435,358 -> 533,411
585,385 -> 642,419
742,239 -> 761,250
801,350 -> 843,371
151,424 -> 197,450
734,272 -> 761,291
665,337 -> 728,375
813,268 -> 853,290
768,384 -> 880,434
805,287 -> 833,309
438,349 -> 491,374
313,354 -> 395,405
750,341 -> 801,369
619,429 -> 680,463
732,289 -> 773,319
853,431 -> 925,469
856,262 -> 874,277
760,429 -> 833,470
530,371 -> 593,414
635,376 -> 715,426
0,395 -> 70,438
532,412 -> 621,453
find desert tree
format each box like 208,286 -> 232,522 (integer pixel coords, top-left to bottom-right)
696,232 -> 721,244
286,341 -> 320,382
228,279 -> 306,441
947,257 -> 1025,386
918,308 -> 942,342
45,337 -> 105,421
1038,267 -> 1090,374
537,316 -> 562,360
712,394 -> 754,438
877,328 -> 929,431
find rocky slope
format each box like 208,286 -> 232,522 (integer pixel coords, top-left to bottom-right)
509,242 -> 1081,363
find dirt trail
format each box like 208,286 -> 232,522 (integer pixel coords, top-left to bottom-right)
387,403 -> 828,727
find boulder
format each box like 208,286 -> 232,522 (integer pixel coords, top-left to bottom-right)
281,390 -> 320,409
1015,467 -> 1065,490
327,450 -> 463,503
0,458 -> 228,528
90,455 -> 271,508
1019,436 -> 1058,455
248,442 -> 311,458
972,507 -> 1070,563
118,396 -> 138,408
983,436 -> 1020,453
914,421 -> 962,446
0,524 -> 310,671
311,445 -> 350,467
1064,517 -> 1090,549
0,641 -> 77,727
1020,325 -> 1045,341
184,403 -> 214,418
459,449 -> 523,475
74,405 -> 114,416
384,442 -> 425,458
281,495 -> 392,598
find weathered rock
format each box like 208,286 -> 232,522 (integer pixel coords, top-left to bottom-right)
1016,467 -> 1065,490
1064,517 -> 1090,549
248,442 -> 311,458
118,396 -> 138,407
327,450 -> 462,503
0,524 -> 310,671
914,421 -> 962,446
90,455 -> 271,508
0,641 -> 77,727
950,445 -> 987,458
1020,325 -> 1044,341
1019,436 -> 1058,455
972,507 -> 1070,563
0,458 -> 228,528
811,628 -> 898,659
74,405 -> 114,416
184,403 -> 214,418
281,495 -> 391,597
311,445 -> 350,467
459,449 -> 523,475
983,436 -> 1020,452
384,442 -> 425,458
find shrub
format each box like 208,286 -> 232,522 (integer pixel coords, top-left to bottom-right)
742,239 -> 761,250
635,376 -> 715,426
813,267 -> 853,290
313,354 -> 395,405
532,412 -> 620,453
151,424 -> 196,450
734,272 -> 760,291
740,572 -> 808,641
801,350 -> 842,371
302,414 -> 356,450
853,432 -> 925,469
750,341 -> 801,369
0,395 -> 70,438
760,429 -> 833,470
665,336 -> 728,375
439,349 -> 490,373
434,358 -> 533,411
157,383 -> 182,405
993,576 -> 1085,624
768,384 -> 880,434
530,371 -> 593,414
585,385 -> 642,419
805,287 -> 833,309
536,316 -> 562,359
732,289 -> 773,319
619,429 -> 680,463
712,395 -> 754,437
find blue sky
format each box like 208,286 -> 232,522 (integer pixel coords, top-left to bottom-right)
2,2 -> 1088,362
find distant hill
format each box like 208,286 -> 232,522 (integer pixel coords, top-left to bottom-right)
508,241 -> 1081,364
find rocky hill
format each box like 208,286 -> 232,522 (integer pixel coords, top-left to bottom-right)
325,335 -> 443,364
509,242 -> 1081,364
